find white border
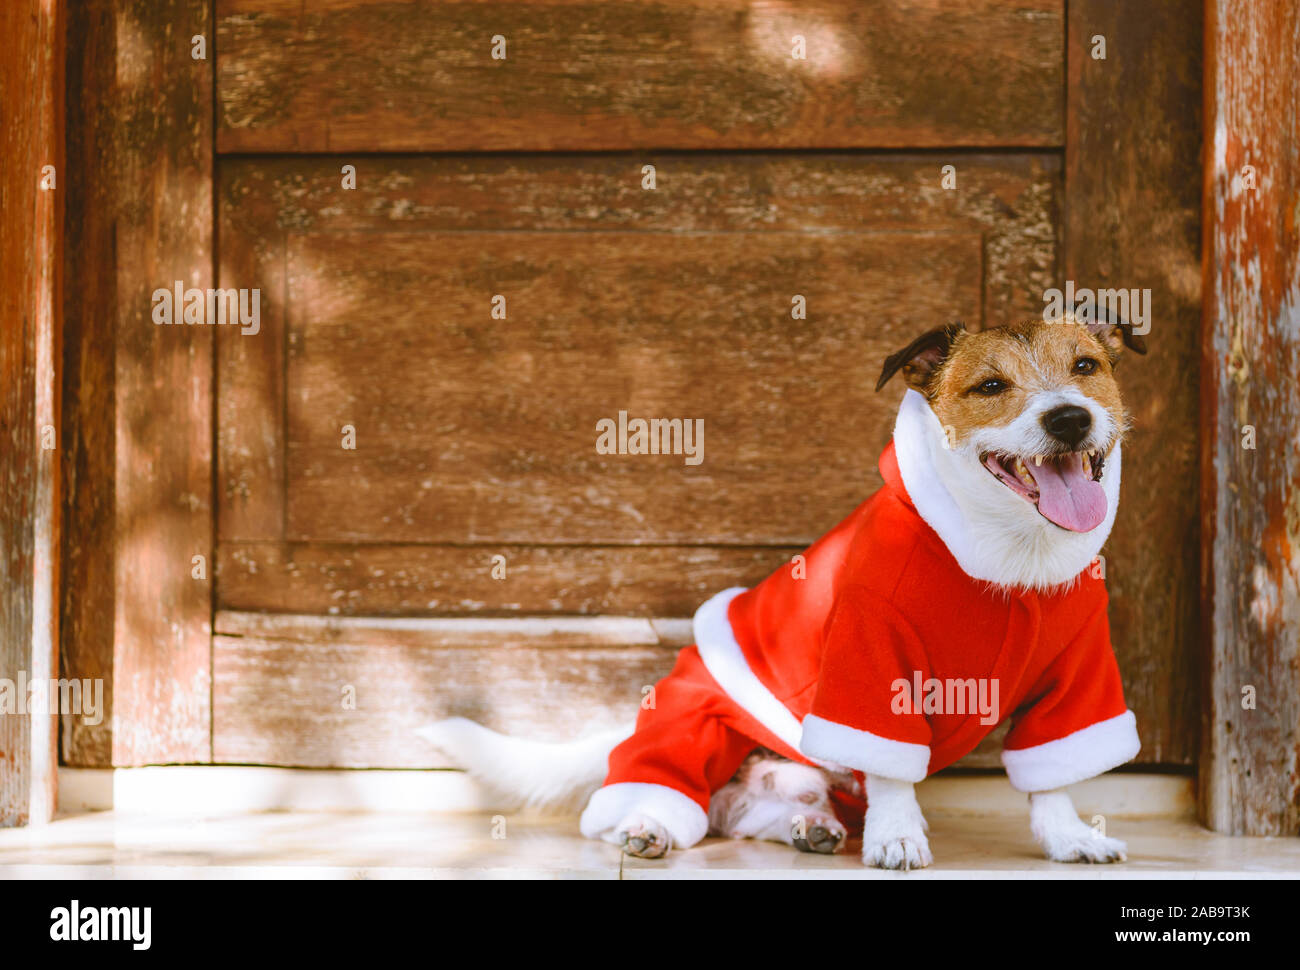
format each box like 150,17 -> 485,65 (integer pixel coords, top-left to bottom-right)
1001,710 -> 1141,792
579,782 -> 710,848
798,714 -> 930,781
54,766 -> 1195,819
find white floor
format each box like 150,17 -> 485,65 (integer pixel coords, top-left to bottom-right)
2,810 -> 1297,880
3,769 -> 1292,879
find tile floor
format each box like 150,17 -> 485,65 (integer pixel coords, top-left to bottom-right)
1,811 -> 1296,879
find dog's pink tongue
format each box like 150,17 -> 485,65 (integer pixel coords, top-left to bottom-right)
1033,454 -> 1106,532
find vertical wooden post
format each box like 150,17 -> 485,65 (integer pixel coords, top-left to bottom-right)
59,0 -> 117,768
62,0 -> 214,767
0,0 -> 64,826
109,0 -> 215,764
1200,0 -> 1300,835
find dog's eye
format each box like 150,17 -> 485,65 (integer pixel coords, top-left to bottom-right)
972,378 -> 1009,396
1073,357 -> 1100,375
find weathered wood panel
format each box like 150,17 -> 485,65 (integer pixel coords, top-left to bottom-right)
218,542 -> 800,616
61,0 -> 216,766
111,0 -> 215,765
1199,0 -> 1300,836
211,612 -> 1010,769
216,0 -> 1065,153
216,205 -> 284,541
62,0 -> 118,768
1064,1 -> 1204,767
213,612 -> 688,765
284,230 -> 980,543
0,0 -> 64,825
217,153 -> 1060,543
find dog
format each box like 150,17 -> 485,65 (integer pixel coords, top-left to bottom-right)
420,312 -> 1146,869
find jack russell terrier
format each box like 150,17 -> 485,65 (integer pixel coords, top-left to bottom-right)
420,312 -> 1147,869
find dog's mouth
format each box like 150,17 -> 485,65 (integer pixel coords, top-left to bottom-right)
979,448 -> 1108,533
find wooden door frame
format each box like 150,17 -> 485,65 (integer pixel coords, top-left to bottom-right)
0,0 -> 64,826
59,0 -> 215,772
1199,0 -> 1300,836
16,0 -> 1291,837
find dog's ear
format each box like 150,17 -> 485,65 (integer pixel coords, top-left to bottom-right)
875,323 -> 964,393
1079,306 -> 1147,359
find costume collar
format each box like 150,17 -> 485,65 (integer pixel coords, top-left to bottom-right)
888,389 -> 1118,590
877,440 -> 914,511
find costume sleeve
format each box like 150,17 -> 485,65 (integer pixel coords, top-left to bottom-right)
798,586 -> 932,782
1000,600 -> 1140,792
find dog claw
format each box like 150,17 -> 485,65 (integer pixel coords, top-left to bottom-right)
863,835 -> 933,870
792,821 -> 846,854
1044,834 -> 1128,864
617,816 -> 670,859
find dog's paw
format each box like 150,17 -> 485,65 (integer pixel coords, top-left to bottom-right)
1040,829 -> 1128,864
616,813 -> 671,859
1030,793 -> 1128,864
861,788 -> 932,869
791,813 -> 847,854
862,831 -> 933,870
862,805 -> 932,869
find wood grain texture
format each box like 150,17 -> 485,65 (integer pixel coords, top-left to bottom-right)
210,611 -> 1005,769
216,207 -> 284,541
217,153 -> 1060,543
61,0 -> 118,768
213,612 -> 688,765
211,152 -> 1076,767
1065,1 -> 1203,767
284,230 -> 981,544
0,0 -> 64,825
1199,0 -> 1300,835
61,0 -> 216,766
112,0 -> 215,765
216,0 -> 1064,153
218,542 -> 800,616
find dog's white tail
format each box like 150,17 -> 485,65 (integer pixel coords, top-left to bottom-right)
416,717 -> 635,814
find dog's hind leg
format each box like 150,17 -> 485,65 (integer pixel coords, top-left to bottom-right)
708,752 -> 847,854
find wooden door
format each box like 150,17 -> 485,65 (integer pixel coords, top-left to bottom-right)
60,0 -> 1204,777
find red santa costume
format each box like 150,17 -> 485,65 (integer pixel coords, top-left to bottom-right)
580,390 -> 1141,848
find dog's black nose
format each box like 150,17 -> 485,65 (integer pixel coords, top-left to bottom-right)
1042,405 -> 1092,446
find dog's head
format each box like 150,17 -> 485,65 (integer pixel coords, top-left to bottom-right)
877,313 -> 1145,535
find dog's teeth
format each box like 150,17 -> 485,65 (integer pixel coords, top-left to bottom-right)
1013,458 -> 1035,487
1082,452 -> 1092,475
1034,455 -> 1043,466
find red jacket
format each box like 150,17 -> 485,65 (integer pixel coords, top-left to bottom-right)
694,441 -> 1140,792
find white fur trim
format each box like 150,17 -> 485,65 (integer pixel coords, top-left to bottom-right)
580,782 -> 710,848
693,588 -> 840,770
798,714 -> 930,782
1001,710 -> 1141,792
892,388 -> 1121,590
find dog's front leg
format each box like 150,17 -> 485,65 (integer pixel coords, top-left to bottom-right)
862,774 -> 932,869
1028,789 -> 1127,863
